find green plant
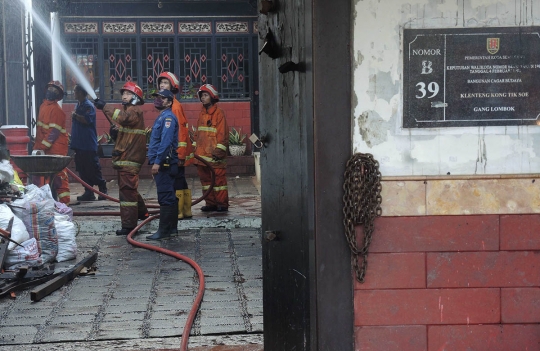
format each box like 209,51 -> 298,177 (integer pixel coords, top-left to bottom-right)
145,88 -> 157,100
229,127 -> 246,146
180,83 -> 201,100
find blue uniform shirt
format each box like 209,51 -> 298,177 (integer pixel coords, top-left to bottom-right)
70,98 -> 98,152
148,108 -> 179,165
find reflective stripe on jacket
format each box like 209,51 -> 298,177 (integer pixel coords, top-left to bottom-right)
172,98 -> 192,161
34,100 -> 68,155
192,104 -> 228,169
102,104 -> 147,174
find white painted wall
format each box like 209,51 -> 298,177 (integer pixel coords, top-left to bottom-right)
353,0 -> 540,176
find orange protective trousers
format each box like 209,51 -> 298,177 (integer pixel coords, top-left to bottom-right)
118,170 -> 148,229
197,165 -> 229,208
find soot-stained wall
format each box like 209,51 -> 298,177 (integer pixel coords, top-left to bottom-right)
353,0 -> 540,176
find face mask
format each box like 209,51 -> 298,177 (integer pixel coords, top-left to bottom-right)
45,91 -> 58,101
122,95 -> 139,106
154,97 -> 165,110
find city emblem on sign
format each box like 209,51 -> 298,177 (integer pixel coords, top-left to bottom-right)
487,38 -> 500,55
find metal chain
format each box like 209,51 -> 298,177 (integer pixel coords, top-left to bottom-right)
343,153 -> 382,283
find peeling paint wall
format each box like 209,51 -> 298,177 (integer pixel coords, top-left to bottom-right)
353,0 -> 540,176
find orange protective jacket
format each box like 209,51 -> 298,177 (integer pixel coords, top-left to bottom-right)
102,104 -> 147,175
34,100 -> 68,155
192,104 -> 228,169
172,98 -> 192,161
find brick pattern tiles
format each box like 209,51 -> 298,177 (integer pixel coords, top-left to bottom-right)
0,227 -> 262,346
354,214 -> 540,351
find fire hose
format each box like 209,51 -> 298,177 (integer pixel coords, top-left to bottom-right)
66,155 -> 216,215
65,155 -> 216,351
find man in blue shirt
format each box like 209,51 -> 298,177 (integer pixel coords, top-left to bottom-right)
146,89 -> 179,240
70,84 -> 108,201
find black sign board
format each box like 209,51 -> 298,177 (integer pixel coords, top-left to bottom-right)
403,27 -> 540,128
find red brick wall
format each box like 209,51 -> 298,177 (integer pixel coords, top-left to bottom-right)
62,101 -> 252,149
62,101 -> 254,179
354,215 -> 540,351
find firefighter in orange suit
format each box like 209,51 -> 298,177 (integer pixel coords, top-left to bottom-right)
193,84 -> 229,212
33,80 -> 70,204
94,82 -> 149,235
157,72 -> 192,219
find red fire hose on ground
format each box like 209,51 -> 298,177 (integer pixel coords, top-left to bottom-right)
65,155 -> 215,351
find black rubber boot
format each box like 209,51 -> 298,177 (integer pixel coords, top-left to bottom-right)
98,184 -> 108,200
77,190 -> 96,201
201,205 -> 217,212
116,228 -> 134,236
146,206 -> 177,240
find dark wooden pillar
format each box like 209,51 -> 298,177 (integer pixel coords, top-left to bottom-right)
260,0 -> 353,349
0,1 -> 5,123
31,1 -> 53,122
2,0 -> 27,125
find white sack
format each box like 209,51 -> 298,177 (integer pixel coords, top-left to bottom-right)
0,159 -> 14,183
54,213 -> 77,262
0,204 -> 29,250
5,237 -> 42,269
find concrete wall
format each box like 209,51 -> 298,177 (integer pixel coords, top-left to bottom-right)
353,0 -> 540,176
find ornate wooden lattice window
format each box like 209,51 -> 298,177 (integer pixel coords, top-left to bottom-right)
216,37 -> 250,99
62,19 -> 256,102
63,37 -> 98,100
178,37 -> 212,100
103,37 -> 138,101
142,37 -> 175,98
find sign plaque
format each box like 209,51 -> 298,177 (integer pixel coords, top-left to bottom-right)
403,27 -> 540,128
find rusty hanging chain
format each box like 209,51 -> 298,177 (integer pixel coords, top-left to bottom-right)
343,153 -> 382,283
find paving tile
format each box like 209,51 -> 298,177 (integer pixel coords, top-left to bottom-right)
0,177 -> 262,346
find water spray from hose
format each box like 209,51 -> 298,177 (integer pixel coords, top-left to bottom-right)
19,0 -> 97,100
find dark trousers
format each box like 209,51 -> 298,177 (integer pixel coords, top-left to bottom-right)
118,170 -> 147,229
173,166 -> 188,190
197,165 -> 228,208
155,163 -> 178,206
74,149 -> 106,190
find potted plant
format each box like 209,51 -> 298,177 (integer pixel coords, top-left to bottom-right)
98,132 -> 115,158
229,127 -> 247,156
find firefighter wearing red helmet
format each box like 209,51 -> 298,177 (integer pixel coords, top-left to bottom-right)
95,82 -> 149,235
33,80 -> 71,204
158,72 -> 193,219
192,84 -> 229,212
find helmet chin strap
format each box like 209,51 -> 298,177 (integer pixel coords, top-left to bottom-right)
131,96 -> 140,105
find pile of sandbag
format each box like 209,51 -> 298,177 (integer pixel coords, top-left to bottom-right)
2,184 -> 77,269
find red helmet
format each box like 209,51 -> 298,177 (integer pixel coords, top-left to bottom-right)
197,84 -> 219,102
157,72 -> 180,94
120,81 -> 144,104
47,80 -> 64,96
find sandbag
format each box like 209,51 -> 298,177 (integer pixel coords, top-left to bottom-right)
0,159 -> 14,184
0,204 -> 30,250
54,213 -> 77,262
5,238 -> 42,269
11,185 -> 59,264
